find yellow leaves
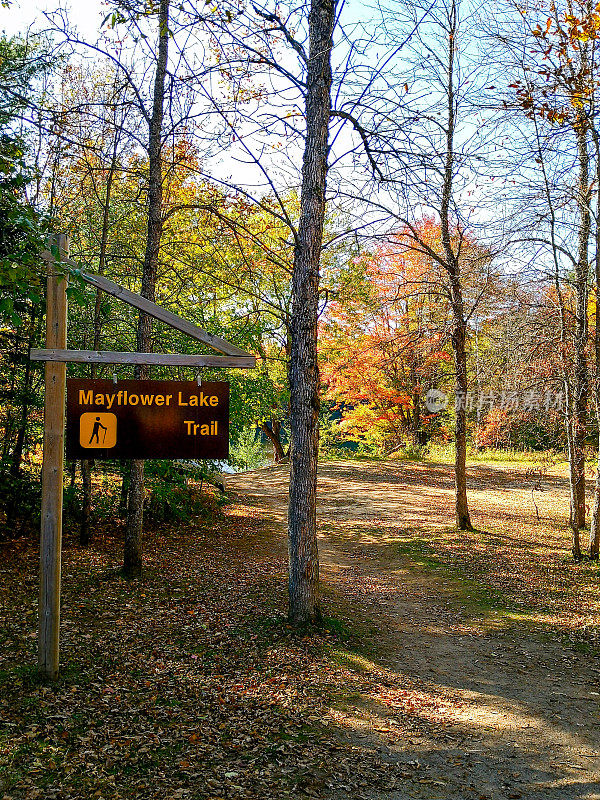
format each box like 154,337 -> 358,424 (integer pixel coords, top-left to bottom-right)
528,4 -> 600,55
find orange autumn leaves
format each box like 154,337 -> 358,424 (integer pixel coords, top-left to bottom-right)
319,221 -> 452,452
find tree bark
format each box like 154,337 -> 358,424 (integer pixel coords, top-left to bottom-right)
570,110 -> 590,550
80,460 -> 92,547
439,1 -> 473,531
287,0 -> 335,626
589,124 -> 600,559
260,420 -> 286,462
451,308 -> 473,529
411,379 -> 422,445
124,0 -> 169,578
124,459 -> 144,576
590,449 -> 600,559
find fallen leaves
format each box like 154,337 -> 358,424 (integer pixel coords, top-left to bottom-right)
0,505 -> 417,800
3,460 -> 600,800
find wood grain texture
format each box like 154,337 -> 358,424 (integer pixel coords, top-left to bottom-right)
30,349 -> 256,368
38,234 -> 68,679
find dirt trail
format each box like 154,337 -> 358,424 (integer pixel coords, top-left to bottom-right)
228,460 -> 600,800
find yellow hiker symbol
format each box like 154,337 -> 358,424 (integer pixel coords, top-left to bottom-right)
80,413 -> 117,449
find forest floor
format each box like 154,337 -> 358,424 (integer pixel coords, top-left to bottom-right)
228,459 -> 600,800
1,458 -> 600,800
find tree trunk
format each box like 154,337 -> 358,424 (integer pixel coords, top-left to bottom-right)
287,0 -> 335,626
411,385 -> 422,446
124,459 -> 144,577
589,124 -> 600,559
451,306 -> 473,530
590,450 -> 600,559
260,420 -> 286,462
567,417 -> 579,532
124,0 -> 169,578
570,110 -> 590,544
439,0 -> 472,531
80,460 -> 92,547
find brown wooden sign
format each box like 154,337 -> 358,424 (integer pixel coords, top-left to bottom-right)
35,251 -> 253,679
66,379 -> 229,460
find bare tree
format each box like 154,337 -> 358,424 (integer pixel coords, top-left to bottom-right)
489,0 -> 600,556
175,0 -> 348,622
334,0 -> 500,529
285,0 -> 337,623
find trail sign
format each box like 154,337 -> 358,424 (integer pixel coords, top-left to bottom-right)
66,379 -> 229,460
31,235 -> 255,679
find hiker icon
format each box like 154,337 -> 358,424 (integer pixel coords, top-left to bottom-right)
80,413 -> 117,449
89,417 -> 108,445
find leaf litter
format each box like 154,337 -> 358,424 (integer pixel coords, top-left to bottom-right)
1,498 -> 435,800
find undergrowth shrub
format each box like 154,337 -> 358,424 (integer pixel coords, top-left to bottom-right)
0,466 -> 41,539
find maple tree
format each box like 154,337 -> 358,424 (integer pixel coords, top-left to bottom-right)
320,239 -> 452,453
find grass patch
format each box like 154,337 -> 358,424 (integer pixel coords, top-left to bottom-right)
328,649 -> 378,674
395,534 -> 512,616
426,444 -> 567,465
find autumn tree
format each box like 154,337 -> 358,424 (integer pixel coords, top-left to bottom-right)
333,0 -> 500,529
320,238 -> 452,453
45,0 -> 228,574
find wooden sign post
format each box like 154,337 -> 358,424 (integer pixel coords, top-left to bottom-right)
38,235 -> 69,679
32,239 -> 256,679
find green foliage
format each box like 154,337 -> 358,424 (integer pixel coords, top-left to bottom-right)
0,36 -> 49,294
62,461 -> 225,533
318,405 -> 387,458
145,460 -> 224,524
390,442 -> 428,461
230,427 -> 268,471
0,36 -> 50,489
0,133 -> 45,295
146,482 -> 212,524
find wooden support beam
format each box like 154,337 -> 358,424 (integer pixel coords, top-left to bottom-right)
74,270 -> 251,358
38,235 -> 68,680
30,349 -> 256,369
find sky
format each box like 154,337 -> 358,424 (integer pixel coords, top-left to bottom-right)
0,0 -> 548,259
0,0 -> 310,194
1,0 -> 104,41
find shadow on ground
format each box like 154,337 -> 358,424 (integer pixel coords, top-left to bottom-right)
228,460 -> 600,800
